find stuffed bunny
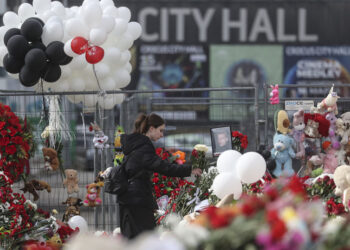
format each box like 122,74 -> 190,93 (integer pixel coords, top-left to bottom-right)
269,85 -> 279,105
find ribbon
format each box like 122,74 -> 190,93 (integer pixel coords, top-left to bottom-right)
186,188 -> 201,206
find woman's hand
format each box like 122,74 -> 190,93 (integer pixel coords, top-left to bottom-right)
191,168 -> 202,177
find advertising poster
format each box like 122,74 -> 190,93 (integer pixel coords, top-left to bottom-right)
283,46 -> 350,97
210,45 -> 283,120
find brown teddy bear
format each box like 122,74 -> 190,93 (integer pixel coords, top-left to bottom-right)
63,169 -> 79,194
62,197 -> 83,222
42,147 -> 60,171
20,179 -> 51,201
83,182 -> 104,207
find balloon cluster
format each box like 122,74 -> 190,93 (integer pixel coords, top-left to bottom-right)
0,0 -> 142,109
2,17 -> 71,86
211,150 -> 267,200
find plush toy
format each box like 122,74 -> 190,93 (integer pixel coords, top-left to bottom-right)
84,182 -> 104,207
269,84 -> 279,105
274,110 -> 291,135
270,133 -> 296,177
258,145 -> 276,178
62,197 -> 83,222
63,169 -> 79,194
311,84 -> 340,115
20,179 -> 51,201
334,165 -> 350,209
304,113 -> 330,138
326,112 -> 341,149
340,112 -> 350,145
304,119 -> 320,138
46,234 -> 62,249
42,147 -> 59,171
90,122 -> 110,150
292,109 -> 305,159
62,197 -> 83,207
305,155 -> 323,177
319,141 -> 339,174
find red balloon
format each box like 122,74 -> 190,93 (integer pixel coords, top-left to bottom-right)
70,36 -> 88,55
85,46 -> 104,64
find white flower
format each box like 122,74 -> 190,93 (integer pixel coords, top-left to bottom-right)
194,144 -> 208,153
24,200 -> 37,211
173,223 -> 209,248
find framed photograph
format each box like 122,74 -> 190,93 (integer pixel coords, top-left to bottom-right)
210,126 -> 232,157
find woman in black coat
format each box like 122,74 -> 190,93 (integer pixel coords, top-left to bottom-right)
118,113 -> 202,239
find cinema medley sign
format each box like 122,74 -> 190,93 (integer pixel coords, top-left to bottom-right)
112,2 -> 347,44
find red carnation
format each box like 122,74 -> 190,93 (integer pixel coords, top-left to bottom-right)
8,126 -> 17,136
155,148 -> 163,156
1,129 -> 7,136
5,145 -> 17,155
0,121 -> 5,130
11,136 -> 23,144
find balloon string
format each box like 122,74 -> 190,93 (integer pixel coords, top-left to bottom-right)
92,64 -> 105,95
41,80 -> 49,123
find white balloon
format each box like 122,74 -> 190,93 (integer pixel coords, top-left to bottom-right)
70,78 -> 86,91
60,65 -> 72,80
68,216 -> 88,233
84,94 -> 98,107
119,50 -> 131,65
100,0 -> 115,10
103,6 -> 119,18
18,3 -> 35,21
0,46 -> 8,67
98,92 -> 124,109
100,77 -> 116,90
127,22 -> 142,40
104,47 -> 121,63
211,173 -> 242,200
98,16 -> 115,33
114,68 -> 131,88
82,3 -> 103,28
65,18 -> 89,38
41,10 -> 56,22
54,80 -> 69,92
116,34 -> 133,50
0,27 -> 9,46
69,54 -> 87,70
82,0 -> 100,8
217,150 -> 242,174
236,152 -> 266,184
51,1 -> 66,17
89,28 -> 107,46
113,18 -> 128,37
118,7 -> 131,22
3,12 -> 20,28
85,79 -> 99,90
125,62 -> 132,73
94,62 -> 110,79
42,22 -> 64,45
47,16 -> 63,26
33,0 -> 52,14
64,39 -> 78,57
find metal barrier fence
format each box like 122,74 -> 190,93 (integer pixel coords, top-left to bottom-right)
0,87 -> 259,231
3,83 -> 350,231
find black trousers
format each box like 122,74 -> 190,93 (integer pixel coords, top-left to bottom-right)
119,204 -> 156,239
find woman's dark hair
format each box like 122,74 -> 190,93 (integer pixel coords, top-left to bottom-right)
134,113 -> 165,134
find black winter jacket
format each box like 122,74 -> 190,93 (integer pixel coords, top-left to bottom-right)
118,133 -> 192,209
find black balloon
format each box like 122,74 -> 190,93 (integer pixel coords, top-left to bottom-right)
19,65 -> 40,87
21,19 -> 43,42
26,17 -> 45,27
7,35 -> 30,59
45,41 -> 66,64
25,48 -> 47,71
58,55 -> 73,65
42,63 -> 61,82
30,41 -> 46,51
3,54 -> 24,74
4,28 -> 21,46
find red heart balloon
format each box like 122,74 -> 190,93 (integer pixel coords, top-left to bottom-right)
85,46 -> 104,64
71,37 -> 89,55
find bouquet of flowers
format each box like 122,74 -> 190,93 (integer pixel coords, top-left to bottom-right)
0,104 -> 35,182
231,131 -> 248,153
190,144 -> 209,171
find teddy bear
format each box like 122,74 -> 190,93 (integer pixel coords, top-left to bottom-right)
334,165 -> 350,209
269,85 -> 279,105
62,197 -> 83,222
304,119 -> 320,138
270,133 -> 296,177
340,112 -> 350,145
319,141 -> 339,174
42,147 -> 60,171
46,234 -> 62,249
291,109 -> 305,159
326,112 -> 341,149
83,182 -> 104,207
63,169 -> 79,194
304,155 -> 323,177
311,84 -> 340,115
20,179 -> 51,201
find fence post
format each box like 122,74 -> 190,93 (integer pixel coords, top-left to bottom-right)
263,84 -> 269,146
254,83 -> 259,150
